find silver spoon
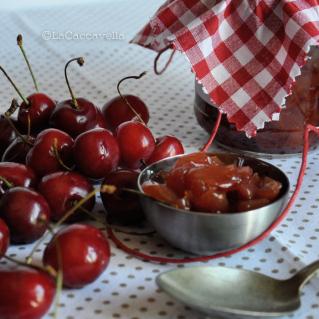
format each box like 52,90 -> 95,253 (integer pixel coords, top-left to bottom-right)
156,261 -> 319,318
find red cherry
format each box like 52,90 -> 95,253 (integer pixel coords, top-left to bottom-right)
74,128 -> 119,179
50,57 -> 103,137
146,135 -> 184,165
38,171 -> 95,222
50,98 -> 103,138
2,135 -> 35,164
0,218 -> 9,258
0,268 -> 55,319
43,224 -> 110,288
0,187 -> 50,244
116,121 -> 155,169
0,162 -> 37,191
18,93 -> 56,132
26,128 -> 74,177
103,95 -> 149,132
101,169 -> 144,225
0,116 -> 17,157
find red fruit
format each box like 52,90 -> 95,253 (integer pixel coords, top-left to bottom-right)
0,187 -> 50,244
95,109 -> 108,129
74,128 -> 119,179
0,268 -> 55,319
43,224 -> 110,288
101,169 -> 144,225
0,116 -> 17,157
146,135 -> 184,165
17,93 -> 56,132
116,121 -> 155,169
0,218 -> 9,258
0,162 -> 37,191
50,98 -> 103,137
26,128 -> 74,177
2,136 -> 35,164
102,95 -> 149,132
38,171 -> 95,222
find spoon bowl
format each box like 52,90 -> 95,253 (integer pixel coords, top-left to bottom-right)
157,261 -> 319,318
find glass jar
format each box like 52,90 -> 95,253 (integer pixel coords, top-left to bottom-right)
194,48 -> 319,155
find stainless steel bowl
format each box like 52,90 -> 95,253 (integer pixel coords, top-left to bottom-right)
137,153 -> 290,255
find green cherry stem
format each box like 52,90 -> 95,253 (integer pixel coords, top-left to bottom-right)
117,72 -> 147,125
17,34 -> 39,92
0,66 -> 28,105
64,57 -> 84,110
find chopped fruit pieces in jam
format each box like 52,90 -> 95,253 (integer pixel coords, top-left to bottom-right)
142,152 -> 282,213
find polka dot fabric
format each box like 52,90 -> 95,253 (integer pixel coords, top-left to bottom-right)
0,1 -> 318,318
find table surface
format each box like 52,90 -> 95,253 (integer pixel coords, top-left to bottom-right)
0,1 -> 318,318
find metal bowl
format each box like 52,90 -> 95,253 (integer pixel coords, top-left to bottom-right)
137,153 -> 290,255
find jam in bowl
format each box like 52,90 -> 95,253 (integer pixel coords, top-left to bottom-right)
137,153 -> 289,255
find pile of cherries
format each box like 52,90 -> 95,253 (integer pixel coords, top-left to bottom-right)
0,35 -> 184,319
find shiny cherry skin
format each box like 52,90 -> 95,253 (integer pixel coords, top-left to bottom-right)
38,171 -> 95,222
0,268 -> 55,319
116,121 -> 155,169
50,98 -> 103,138
0,187 -> 50,244
26,128 -> 74,177
0,116 -> 17,157
146,135 -> 184,165
101,169 -> 144,225
17,93 -> 56,132
0,218 -> 9,258
0,162 -> 37,196
94,109 -> 108,129
74,128 -> 119,179
43,224 -> 110,288
102,95 -> 149,132
2,135 -> 35,164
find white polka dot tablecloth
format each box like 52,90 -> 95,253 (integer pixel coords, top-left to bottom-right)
0,1 -> 319,318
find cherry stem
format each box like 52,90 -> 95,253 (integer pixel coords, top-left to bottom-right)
17,34 -> 39,92
154,45 -> 176,75
0,176 -> 13,188
4,99 -> 33,146
0,66 -> 28,105
117,72 -> 147,124
52,138 -> 72,171
64,57 -> 84,110
77,205 -> 105,224
4,255 -> 57,277
201,110 -> 222,152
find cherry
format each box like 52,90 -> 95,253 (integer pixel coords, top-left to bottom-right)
43,224 -> 110,288
2,135 -> 35,164
0,116 -> 17,158
102,72 -> 149,132
116,121 -> 155,169
18,93 -> 56,133
50,57 -> 103,137
74,128 -> 119,179
0,187 -> 50,244
0,36 -> 55,133
0,218 -> 9,258
146,135 -> 184,165
0,162 -> 37,193
0,187 -> 51,244
26,128 -> 74,177
0,268 -> 55,319
101,169 -> 144,225
38,171 -> 95,222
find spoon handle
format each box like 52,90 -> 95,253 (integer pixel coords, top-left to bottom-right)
292,259 -> 319,288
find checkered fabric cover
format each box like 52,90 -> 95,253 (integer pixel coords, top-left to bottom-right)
131,0 -> 319,137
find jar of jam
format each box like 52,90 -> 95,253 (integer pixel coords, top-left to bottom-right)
194,47 -> 319,155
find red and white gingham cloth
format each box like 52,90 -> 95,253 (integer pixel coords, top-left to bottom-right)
131,0 -> 319,137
